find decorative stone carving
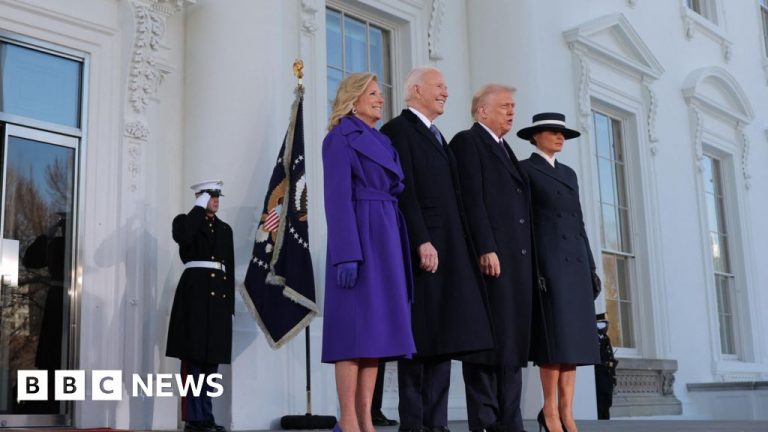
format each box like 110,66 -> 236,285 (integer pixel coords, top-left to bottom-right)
612,358 -> 682,417
683,16 -> 695,40
662,372 -> 675,396
300,0 -> 321,35
644,79 -> 659,154
721,40 -> 732,63
428,0 -> 445,60
737,123 -> 751,189
575,49 -> 591,133
129,4 -> 167,114
692,107 -> 704,173
124,0 -> 191,194
125,121 -> 150,141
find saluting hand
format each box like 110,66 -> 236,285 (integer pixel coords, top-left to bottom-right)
418,242 -> 439,273
479,252 -> 501,278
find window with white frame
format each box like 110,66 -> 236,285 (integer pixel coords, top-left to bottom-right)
593,111 -> 636,349
761,0 -> 768,57
687,0 -> 719,24
701,155 -> 738,356
325,6 -> 393,124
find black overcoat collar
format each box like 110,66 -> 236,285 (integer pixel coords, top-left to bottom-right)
471,122 -> 524,183
528,152 -> 576,191
400,108 -> 448,160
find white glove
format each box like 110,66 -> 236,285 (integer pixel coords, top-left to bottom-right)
195,192 -> 211,209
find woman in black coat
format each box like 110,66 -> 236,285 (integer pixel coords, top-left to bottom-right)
518,113 -> 600,432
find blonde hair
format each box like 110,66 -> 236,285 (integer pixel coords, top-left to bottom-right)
471,83 -> 517,121
328,72 -> 378,130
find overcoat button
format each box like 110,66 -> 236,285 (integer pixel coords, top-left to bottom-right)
224,276 -> 227,280
565,257 -> 570,262
577,257 -> 583,263
562,234 -> 568,239
210,291 -> 215,296
557,212 -> 563,218
211,256 -> 215,259
519,218 -> 525,224
222,294 -> 227,298
521,249 -> 527,255
210,273 -> 215,278
517,188 -> 522,193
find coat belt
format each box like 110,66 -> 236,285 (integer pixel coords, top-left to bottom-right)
353,187 -> 396,202
184,261 -> 226,272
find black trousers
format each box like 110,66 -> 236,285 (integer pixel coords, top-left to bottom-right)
372,360 -> 387,414
462,363 -> 523,432
398,357 -> 451,428
181,360 -> 219,423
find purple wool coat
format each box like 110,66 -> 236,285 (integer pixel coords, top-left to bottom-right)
321,115 -> 416,363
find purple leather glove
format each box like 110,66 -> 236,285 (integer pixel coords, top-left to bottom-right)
336,262 -> 359,289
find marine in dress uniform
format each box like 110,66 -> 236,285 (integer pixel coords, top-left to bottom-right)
167,180 -> 234,432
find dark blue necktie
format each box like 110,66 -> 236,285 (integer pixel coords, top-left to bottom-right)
429,124 -> 443,145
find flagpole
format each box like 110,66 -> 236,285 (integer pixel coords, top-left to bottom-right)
280,59 -> 337,431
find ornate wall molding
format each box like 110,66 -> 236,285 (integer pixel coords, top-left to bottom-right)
125,121 -> 150,141
428,0 -> 445,60
575,49 -> 591,133
300,0 -> 321,35
612,358 -> 682,417
692,107 -> 705,173
680,2 -> 732,63
644,79 -> 659,154
124,0 -> 191,193
738,123 -> 751,189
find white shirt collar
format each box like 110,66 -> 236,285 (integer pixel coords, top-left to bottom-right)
477,122 -> 502,143
408,107 -> 432,129
533,147 -> 557,167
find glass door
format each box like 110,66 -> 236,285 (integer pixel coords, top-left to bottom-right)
0,124 -> 77,427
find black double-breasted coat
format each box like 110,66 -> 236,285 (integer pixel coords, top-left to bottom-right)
520,153 -> 600,365
166,205 -> 235,365
381,110 -> 493,358
450,123 -> 536,367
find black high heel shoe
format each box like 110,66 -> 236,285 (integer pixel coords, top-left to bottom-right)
537,409 -> 549,432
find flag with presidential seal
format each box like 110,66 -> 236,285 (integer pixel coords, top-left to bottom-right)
241,85 -> 318,349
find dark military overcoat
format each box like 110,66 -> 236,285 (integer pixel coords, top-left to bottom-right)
166,205 -> 235,364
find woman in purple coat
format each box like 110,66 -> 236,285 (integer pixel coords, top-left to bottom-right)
321,72 -> 416,432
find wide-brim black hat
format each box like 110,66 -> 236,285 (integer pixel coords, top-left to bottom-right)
516,112 -> 581,141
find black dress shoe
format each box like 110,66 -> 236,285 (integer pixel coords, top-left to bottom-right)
430,426 -> 450,432
204,420 -> 227,432
398,426 -> 428,432
372,411 -> 399,426
184,421 -> 214,432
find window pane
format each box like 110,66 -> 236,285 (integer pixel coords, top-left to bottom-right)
617,256 -> 631,302
597,157 -> 616,205
618,207 -> 632,252
620,300 -> 635,347
702,156 -> 714,193
611,118 -> 624,162
344,15 -> 367,73
601,204 -> 619,251
603,254 -> 618,301
327,67 -> 343,117
326,9 -> 342,68
0,42 -> 82,127
716,275 -> 736,354
762,8 -> 768,57
594,113 -> 611,158
615,161 -> 628,207
706,193 -> 718,232
369,27 -> 384,82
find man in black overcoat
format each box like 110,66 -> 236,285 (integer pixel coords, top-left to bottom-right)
167,180 -> 234,432
450,84 -> 535,432
381,67 -> 494,432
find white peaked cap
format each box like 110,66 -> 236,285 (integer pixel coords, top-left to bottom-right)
190,179 -> 224,194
